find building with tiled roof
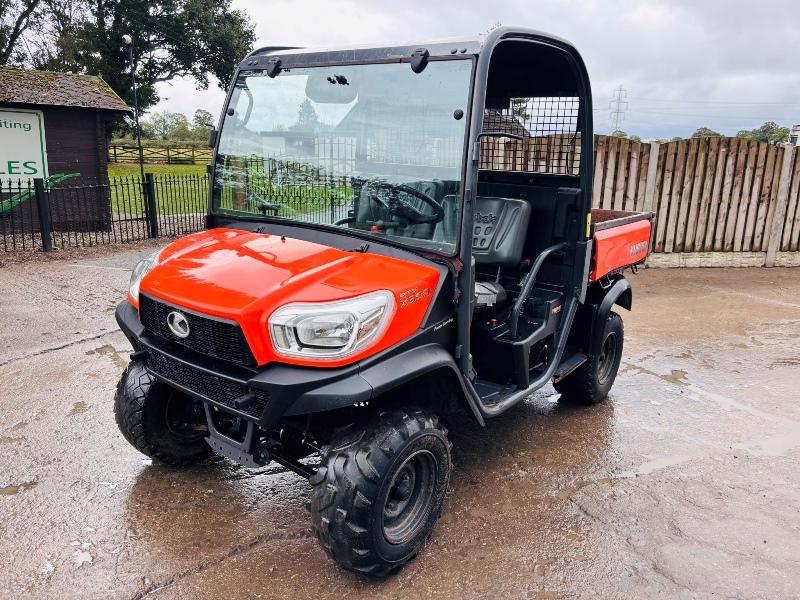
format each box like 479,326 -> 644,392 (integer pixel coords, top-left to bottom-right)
0,67 -> 129,112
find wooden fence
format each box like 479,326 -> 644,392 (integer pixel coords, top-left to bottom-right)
591,136 -> 800,267
109,145 -> 213,165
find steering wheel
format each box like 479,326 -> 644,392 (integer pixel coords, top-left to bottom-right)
365,181 -> 445,225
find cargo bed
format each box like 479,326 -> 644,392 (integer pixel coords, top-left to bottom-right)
589,209 -> 654,281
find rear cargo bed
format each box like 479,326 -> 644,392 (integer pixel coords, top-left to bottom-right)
591,209 -> 653,233
590,209 -> 654,281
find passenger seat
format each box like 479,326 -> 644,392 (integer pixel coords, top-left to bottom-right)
434,196 -> 531,309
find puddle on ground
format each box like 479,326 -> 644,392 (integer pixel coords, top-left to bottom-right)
626,454 -> 693,476
556,453 -> 695,501
768,357 -> 800,369
662,369 -> 689,385
0,480 -> 37,495
621,362 -> 690,387
734,427 -> 800,458
69,401 -> 88,416
86,344 -> 127,370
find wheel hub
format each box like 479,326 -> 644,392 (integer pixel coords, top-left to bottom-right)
597,331 -> 618,384
382,450 -> 437,545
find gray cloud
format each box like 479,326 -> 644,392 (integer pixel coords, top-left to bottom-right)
154,0 -> 800,139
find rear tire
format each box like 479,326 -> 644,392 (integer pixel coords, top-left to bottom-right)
309,408 -> 451,577
114,362 -> 211,466
554,311 -> 624,404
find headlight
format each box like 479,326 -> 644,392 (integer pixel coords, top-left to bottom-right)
129,250 -> 161,302
269,291 -> 395,360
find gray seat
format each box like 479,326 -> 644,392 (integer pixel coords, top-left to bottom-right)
435,195 -> 531,266
465,196 -> 531,310
472,196 -> 531,266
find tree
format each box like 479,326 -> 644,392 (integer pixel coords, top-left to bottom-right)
147,111 -> 170,139
0,0 -> 43,64
609,130 -> 641,142
510,97 -> 530,121
691,127 -> 722,139
169,113 -> 192,140
292,99 -> 319,132
5,0 -> 254,115
189,108 -> 214,141
192,109 -> 214,129
139,119 -> 155,140
27,0 -> 92,72
147,110 -> 190,139
736,121 -> 790,144
137,109 -> 215,141
87,1 -> 254,113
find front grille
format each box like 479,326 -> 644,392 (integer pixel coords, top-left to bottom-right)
146,349 -> 269,419
139,294 -> 256,368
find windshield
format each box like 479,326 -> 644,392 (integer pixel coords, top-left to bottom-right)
212,59 -> 472,254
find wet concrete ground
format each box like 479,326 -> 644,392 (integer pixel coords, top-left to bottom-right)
1,246 -> 799,599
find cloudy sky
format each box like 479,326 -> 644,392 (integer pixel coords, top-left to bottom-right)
153,0 -> 800,140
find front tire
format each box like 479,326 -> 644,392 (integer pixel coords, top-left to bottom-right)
554,311 -> 624,404
310,409 -> 451,577
114,362 -> 211,466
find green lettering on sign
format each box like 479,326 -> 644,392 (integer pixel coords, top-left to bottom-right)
0,109 -> 49,186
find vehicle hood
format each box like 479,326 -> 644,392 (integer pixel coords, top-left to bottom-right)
138,228 -> 440,367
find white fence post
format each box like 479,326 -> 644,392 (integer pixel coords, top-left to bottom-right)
765,144 -> 796,267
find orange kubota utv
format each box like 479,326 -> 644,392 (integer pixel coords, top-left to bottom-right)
114,27 -> 652,576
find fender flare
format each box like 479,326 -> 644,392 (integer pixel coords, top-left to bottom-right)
286,343 -> 485,425
361,343 -> 486,425
597,277 -> 632,320
589,277 -> 632,355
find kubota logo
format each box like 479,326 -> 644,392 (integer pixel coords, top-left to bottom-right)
474,211 -> 497,224
166,311 -> 190,338
629,241 -> 648,256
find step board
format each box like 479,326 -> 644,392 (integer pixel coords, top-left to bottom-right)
473,379 -> 517,406
552,352 -> 588,383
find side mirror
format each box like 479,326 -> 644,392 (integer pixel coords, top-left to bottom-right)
207,127 -> 218,148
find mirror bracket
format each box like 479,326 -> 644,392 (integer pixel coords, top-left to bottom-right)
410,48 -> 430,73
265,57 -> 282,78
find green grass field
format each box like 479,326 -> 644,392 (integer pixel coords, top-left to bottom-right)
105,162 -> 351,218
108,163 -> 207,178
107,164 -> 209,215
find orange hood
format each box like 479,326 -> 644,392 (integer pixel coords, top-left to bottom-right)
137,228 -> 440,367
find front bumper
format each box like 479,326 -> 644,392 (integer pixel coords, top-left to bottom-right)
116,300 -> 372,428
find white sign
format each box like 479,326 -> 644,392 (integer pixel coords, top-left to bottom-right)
0,109 -> 48,185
